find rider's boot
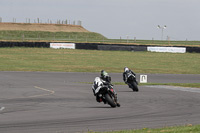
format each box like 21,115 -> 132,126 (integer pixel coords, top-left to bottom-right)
116,102 -> 120,107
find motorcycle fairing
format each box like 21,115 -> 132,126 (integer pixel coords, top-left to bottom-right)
92,77 -> 103,94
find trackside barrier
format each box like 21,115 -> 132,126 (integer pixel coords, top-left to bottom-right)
75,43 -> 98,50
0,41 -> 49,47
186,46 -> 200,53
98,45 -> 147,51
147,46 -> 186,53
0,41 -> 200,53
50,43 -> 75,49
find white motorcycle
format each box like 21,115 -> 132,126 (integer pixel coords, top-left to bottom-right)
92,77 -> 120,108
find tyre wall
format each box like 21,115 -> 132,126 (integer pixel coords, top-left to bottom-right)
186,46 -> 200,53
0,41 -> 49,47
98,44 -> 147,51
75,43 -> 147,51
0,41 -> 200,53
75,43 -> 98,50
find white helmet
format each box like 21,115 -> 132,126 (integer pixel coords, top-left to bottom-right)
124,67 -> 129,72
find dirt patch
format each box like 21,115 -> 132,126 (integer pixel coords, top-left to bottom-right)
0,23 -> 90,32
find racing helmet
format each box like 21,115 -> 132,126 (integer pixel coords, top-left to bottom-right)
101,70 -> 111,82
124,67 -> 129,72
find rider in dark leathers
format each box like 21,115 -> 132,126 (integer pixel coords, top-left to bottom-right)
123,67 -> 137,88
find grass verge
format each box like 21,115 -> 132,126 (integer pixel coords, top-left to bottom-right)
0,48 -> 199,74
88,124 -> 200,133
139,83 -> 200,88
79,82 -> 200,88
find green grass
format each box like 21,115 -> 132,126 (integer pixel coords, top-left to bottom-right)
78,82 -> 200,89
88,124 -> 200,133
103,39 -> 200,47
0,30 -> 107,42
139,83 -> 200,88
0,48 -> 199,74
1,30 -> 200,47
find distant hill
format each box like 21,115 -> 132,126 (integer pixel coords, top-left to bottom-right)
0,22 -> 108,41
0,22 -> 90,32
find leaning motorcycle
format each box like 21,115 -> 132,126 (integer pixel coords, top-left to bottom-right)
92,77 -> 120,108
126,73 -> 139,92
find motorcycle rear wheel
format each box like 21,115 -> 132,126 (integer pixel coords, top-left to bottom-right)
132,82 -> 139,92
105,93 -> 117,108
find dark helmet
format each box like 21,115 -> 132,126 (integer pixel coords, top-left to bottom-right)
101,70 -> 111,82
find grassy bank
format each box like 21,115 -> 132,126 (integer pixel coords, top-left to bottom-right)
0,48 -> 199,74
0,30 -> 107,42
88,124 -> 200,133
1,30 -> 200,47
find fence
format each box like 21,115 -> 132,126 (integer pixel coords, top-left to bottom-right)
0,17 -> 82,26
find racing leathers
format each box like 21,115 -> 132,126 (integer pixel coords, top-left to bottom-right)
92,77 -> 119,105
123,69 -> 137,87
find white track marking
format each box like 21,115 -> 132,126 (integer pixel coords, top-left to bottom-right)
0,86 -> 55,101
29,86 -> 55,98
0,87 -> 54,112
0,107 -> 5,111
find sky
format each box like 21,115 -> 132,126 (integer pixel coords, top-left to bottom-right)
0,0 -> 200,40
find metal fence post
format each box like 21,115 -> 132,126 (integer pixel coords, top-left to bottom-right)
22,33 -> 24,41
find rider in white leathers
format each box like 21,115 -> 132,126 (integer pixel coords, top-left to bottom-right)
92,70 -> 120,106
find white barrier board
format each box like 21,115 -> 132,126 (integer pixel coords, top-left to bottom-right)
147,47 -> 186,53
50,43 -> 75,49
140,75 -> 147,83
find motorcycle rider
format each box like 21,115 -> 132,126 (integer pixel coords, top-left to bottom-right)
92,70 -> 120,106
123,67 -> 137,88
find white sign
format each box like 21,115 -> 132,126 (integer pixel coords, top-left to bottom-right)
140,75 -> 147,83
147,47 -> 186,53
50,43 -> 75,49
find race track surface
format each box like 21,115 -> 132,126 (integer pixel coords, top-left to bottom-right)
0,71 -> 200,133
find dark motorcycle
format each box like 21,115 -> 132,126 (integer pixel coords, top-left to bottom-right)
126,73 -> 139,92
97,84 -> 119,108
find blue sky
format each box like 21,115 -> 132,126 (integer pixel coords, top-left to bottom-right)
0,0 -> 199,40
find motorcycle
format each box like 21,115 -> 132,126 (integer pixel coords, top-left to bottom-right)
92,77 -> 120,108
126,72 -> 139,92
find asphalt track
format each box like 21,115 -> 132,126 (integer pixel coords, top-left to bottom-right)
0,71 -> 200,133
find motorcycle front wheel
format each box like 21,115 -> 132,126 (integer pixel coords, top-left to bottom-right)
105,93 -> 117,108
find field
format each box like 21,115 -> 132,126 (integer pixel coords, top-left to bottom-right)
0,48 -> 199,74
0,23 -> 200,46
